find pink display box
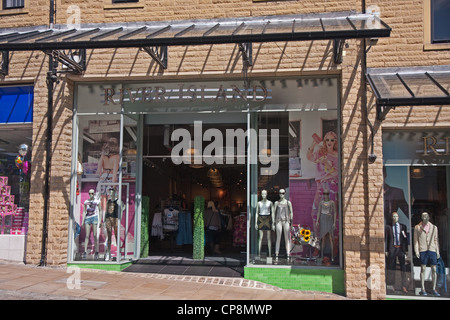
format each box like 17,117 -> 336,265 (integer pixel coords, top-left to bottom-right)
3,195 -> 14,204
0,186 -> 10,196
0,177 -> 7,187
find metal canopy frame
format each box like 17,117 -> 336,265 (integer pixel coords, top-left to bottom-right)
0,11 -> 391,73
366,66 -> 450,120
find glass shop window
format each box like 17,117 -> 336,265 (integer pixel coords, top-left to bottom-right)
249,77 -> 341,268
0,126 -> 31,236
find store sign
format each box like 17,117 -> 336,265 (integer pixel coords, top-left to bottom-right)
383,130 -> 450,165
422,135 -> 450,156
102,84 -> 269,105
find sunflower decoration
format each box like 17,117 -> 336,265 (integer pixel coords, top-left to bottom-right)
300,228 -> 311,243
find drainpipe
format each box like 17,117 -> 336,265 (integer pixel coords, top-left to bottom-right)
361,0 -> 376,161
39,55 -> 57,266
40,1 -> 57,266
49,0 -> 54,28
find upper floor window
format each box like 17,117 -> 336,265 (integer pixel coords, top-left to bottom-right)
431,0 -> 450,43
2,0 -> 24,9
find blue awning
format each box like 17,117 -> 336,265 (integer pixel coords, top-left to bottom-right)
0,85 -> 33,124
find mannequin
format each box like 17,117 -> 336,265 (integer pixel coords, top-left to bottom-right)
102,187 -> 124,261
385,211 -> 408,293
255,190 -> 274,260
204,201 -> 221,255
414,212 -> 440,296
316,190 -> 336,262
273,189 -> 293,263
82,189 -> 100,260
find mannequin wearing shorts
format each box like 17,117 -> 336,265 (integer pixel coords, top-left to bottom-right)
255,190 -> 274,259
414,212 -> 440,296
82,189 -> 100,260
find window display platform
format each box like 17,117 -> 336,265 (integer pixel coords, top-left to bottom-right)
67,260 -> 132,272
244,266 -> 344,295
0,235 -> 26,262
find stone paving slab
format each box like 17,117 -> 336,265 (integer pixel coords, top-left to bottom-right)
0,261 -> 348,301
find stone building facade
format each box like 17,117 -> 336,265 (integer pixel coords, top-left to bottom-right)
0,0 -> 448,300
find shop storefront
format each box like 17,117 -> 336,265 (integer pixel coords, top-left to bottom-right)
0,9 -> 394,298
383,130 -> 450,297
68,76 -> 344,291
0,85 -> 33,261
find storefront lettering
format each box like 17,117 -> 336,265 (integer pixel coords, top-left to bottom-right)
422,135 -> 450,156
103,84 -> 268,105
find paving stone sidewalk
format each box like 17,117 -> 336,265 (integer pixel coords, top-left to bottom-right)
0,261 -> 348,300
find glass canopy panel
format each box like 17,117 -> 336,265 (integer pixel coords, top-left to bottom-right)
430,73 -> 450,94
321,17 -> 354,32
350,16 -> 383,30
173,24 -> 217,38
262,20 -> 294,35
400,73 -> 445,98
87,28 -> 125,42
0,13 -> 391,51
369,74 -> 412,99
5,30 -> 52,44
367,66 -> 450,106
232,22 -> 269,36
203,23 -> 244,37
150,25 -> 195,39
293,18 -> 324,33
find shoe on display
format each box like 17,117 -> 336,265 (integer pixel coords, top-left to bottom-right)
432,290 -> 440,297
94,252 -> 99,260
82,252 -> 86,260
419,290 -> 427,296
104,252 -> 110,261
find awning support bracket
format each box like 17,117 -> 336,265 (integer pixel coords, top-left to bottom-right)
376,104 -> 395,121
239,42 -> 253,67
1,50 -> 9,75
142,46 -> 168,69
46,49 -> 86,74
333,39 -> 345,64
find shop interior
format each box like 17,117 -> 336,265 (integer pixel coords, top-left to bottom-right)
142,122 -> 250,261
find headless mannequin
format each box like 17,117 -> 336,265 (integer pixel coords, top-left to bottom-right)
414,212 -> 440,296
316,191 -> 336,262
103,188 -> 124,261
82,189 -> 100,260
273,189 -> 293,263
255,190 -> 274,259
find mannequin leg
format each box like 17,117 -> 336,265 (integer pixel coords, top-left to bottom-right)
282,222 -> 290,258
93,224 -> 98,259
84,224 -> 91,256
266,231 -> 272,257
320,236 -> 325,258
431,265 -> 437,291
113,219 -> 118,253
275,222 -> 282,261
106,222 -> 112,260
258,230 -> 263,257
420,265 -> 426,292
329,233 -> 334,262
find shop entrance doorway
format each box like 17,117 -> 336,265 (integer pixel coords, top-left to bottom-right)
137,115 -> 248,276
